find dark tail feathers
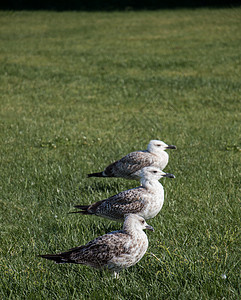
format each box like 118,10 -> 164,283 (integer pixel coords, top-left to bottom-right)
39,254 -> 67,264
87,172 -> 104,178
68,205 -> 93,215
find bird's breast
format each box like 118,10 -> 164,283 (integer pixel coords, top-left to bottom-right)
141,192 -> 164,219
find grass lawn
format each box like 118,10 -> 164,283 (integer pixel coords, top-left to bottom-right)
0,7 -> 240,299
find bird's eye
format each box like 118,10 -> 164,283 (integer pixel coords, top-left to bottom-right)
141,220 -> 145,224
153,170 -> 157,173
156,144 -> 161,147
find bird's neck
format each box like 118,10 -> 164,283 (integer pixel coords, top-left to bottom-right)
151,150 -> 168,159
123,224 -> 146,239
141,178 -> 163,192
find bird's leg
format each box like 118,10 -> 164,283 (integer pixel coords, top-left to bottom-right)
113,271 -> 120,279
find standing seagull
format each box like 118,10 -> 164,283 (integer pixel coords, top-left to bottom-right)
72,167 -> 175,221
39,214 -> 154,278
88,140 -> 176,180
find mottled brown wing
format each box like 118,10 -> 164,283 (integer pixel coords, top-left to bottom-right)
104,151 -> 155,177
64,232 -> 129,267
95,187 -> 146,219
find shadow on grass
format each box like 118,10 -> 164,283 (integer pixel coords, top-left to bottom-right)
79,180 -> 129,195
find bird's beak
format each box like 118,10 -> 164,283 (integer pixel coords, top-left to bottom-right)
163,173 -> 175,178
166,145 -> 177,149
145,224 -> 155,232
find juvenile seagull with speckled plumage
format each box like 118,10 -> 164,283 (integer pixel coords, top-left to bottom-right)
71,167 -> 175,221
39,214 -> 154,278
88,140 -> 176,180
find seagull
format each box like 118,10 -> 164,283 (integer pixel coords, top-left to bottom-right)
39,214 -> 154,278
71,167 -> 175,221
87,140 -> 176,180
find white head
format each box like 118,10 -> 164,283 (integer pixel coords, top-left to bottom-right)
140,166 -> 175,181
147,140 -> 177,154
123,214 -> 154,233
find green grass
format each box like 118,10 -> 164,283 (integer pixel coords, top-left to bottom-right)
0,8 -> 240,299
